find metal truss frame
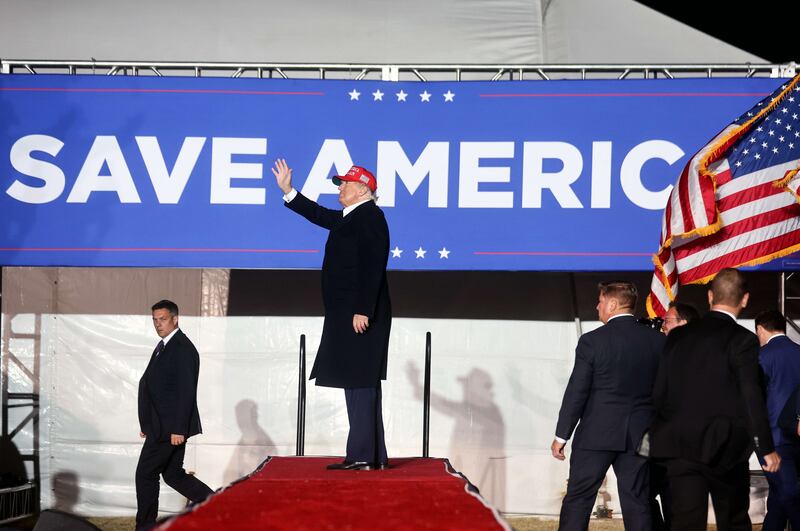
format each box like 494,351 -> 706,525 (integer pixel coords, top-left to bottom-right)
1,59 -> 797,81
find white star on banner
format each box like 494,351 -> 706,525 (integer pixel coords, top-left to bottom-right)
372,90 -> 384,101
415,247 -> 427,258
420,91 -> 432,103
438,248 -> 450,259
396,90 -> 408,102
443,90 -> 455,102
348,89 -> 361,101
391,246 -> 403,258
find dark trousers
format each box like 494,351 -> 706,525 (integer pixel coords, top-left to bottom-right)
763,443 -> 800,531
558,447 -> 650,531
135,437 -> 213,530
664,458 -> 750,531
650,461 -> 672,531
343,384 -> 388,465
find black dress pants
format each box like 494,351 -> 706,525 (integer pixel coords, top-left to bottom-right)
344,383 -> 388,465
558,447 -> 651,531
763,443 -> 800,531
650,460 -> 672,530
664,458 -> 750,531
135,437 -> 213,530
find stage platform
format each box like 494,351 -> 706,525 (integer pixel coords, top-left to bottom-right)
156,456 -> 509,530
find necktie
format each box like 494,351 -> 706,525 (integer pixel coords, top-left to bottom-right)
152,340 -> 165,359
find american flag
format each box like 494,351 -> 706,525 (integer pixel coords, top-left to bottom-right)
647,74 -> 800,317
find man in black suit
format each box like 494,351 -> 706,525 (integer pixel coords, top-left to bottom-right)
553,281 -> 665,531
136,300 -> 213,530
272,159 -> 391,470
652,300 -> 698,530
660,301 -> 699,335
755,309 -> 800,531
649,268 -> 780,531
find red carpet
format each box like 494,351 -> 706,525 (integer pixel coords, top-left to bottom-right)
157,457 -> 509,530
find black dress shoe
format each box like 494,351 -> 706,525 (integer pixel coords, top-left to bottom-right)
326,461 -> 372,470
374,462 -> 391,470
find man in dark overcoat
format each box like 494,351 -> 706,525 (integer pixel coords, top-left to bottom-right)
272,159 -> 391,470
649,268 -> 780,530
136,299 -> 213,530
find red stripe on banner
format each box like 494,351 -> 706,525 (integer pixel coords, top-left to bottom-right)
479,92 -> 770,98
0,87 -> 325,96
0,247 -> 320,253
674,205 -> 799,259
676,161 -> 697,233
678,228 -> 800,284
473,251 -> 651,256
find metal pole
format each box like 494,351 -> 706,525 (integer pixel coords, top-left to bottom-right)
780,272 -> 786,315
423,331 -> 431,458
569,273 -> 583,337
295,334 -> 306,456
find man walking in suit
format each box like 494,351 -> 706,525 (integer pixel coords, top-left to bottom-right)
649,268 -> 780,531
755,309 -> 800,531
652,300 -> 698,530
552,281 -> 665,531
136,300 -> 213,530
272,159 -> 391,470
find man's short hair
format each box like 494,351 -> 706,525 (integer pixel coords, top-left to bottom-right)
151,299 -> 179,316
755,309 -> 786,334
669,301 -> 700,323
598,281 -> 637,310
710,268 -> 748,307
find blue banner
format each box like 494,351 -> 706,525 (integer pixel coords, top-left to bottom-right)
0,74 -> 796,270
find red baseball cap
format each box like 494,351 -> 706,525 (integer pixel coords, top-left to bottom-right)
332,165 -> 377,192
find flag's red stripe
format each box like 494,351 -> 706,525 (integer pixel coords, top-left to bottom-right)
717,181 -> 789,212
700,166 -> 719,225
715,167 -> 734,186
674,204 -> 799,259
666,266 -> 678,287
648,292 -> 668,317
678,229 -> 800,283
661,194 -> 673,245
676,161 -> 697,233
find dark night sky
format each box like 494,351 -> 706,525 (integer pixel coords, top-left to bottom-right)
634,2 -> 798,63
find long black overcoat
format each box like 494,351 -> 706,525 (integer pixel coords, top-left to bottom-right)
649,311 -> 774,468
286,193 -> 391,389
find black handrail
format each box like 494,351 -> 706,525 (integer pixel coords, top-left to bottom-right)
295,334 -> 306,456
423,331 -> 432,458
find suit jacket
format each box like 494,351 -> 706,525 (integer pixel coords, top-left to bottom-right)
650,311 -> 774,469
138,329 -> 203,442
286,193 -> 391,389
778,384 -> 800,442
555,315 -> 665,451
759,335 -> 800,446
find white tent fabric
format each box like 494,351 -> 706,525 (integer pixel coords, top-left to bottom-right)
0,0 -> 761,64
